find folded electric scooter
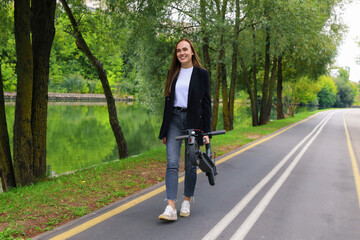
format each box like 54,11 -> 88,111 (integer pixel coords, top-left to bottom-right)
175,129 -> 226,186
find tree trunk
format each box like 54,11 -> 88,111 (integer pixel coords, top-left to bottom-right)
202,37 -> 211,85
211,0 -> 228,131
251,27 -> 259,126
214,0 -> 229,131
211,52 -> 221,131
276,56 -> 285,119
228,44 -> 237,131
265,57 -> 277,122
200,0 -> 211,92
0,65 -> 16,191
60,0 -> 128,158
259,28 -> 271,125
228,0 -> 240,131
31,0 -> 56,179
13,0 -> 34,186
221,53 -> 229,131
240,57 -> 258,127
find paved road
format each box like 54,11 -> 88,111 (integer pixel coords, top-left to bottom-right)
34,109 -> 360,240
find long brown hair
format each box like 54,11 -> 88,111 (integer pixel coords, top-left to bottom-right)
164,38 -> 204,96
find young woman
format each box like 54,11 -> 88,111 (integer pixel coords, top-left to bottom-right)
158,39 -> 211,221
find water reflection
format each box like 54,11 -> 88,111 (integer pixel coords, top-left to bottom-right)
5,102 -> 163,176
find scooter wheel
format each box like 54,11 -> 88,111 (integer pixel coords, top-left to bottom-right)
207,171 -> 215,186
188,143 -> 200,166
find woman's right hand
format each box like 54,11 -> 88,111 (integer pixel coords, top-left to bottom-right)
162,137 -> 167,144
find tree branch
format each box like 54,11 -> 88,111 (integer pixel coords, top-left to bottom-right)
170,4 -> 201,25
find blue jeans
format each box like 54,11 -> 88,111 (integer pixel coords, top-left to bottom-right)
165,108 -> 197,201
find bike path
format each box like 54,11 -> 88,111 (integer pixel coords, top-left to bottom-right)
33,109 -> 360,240
241,109 -> 360,240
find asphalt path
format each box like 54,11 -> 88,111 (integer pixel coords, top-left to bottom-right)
34,109 -> 360,240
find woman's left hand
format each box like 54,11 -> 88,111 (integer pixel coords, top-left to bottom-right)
203,135 -> 210,145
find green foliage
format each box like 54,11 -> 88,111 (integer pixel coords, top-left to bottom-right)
1,63 -> 17,92
0,2 -> 16,92
284,77 -> 321,104
318,87 -> 336,108
317,75 -> 337,108
50,8 -> 97,89
134,35 -> 174,111
318,75 -> 338,94
283,77 -> 321,116
49,3 -> 129,95
353,82 -> 360,105
334,68 -> 356,107
2,0 -> 345,114
50,74 -> 90,93
334,82 -> 355,107
336,67 -> 350,82
110,0 -> 178,108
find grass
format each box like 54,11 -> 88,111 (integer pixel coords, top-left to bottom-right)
0,110 -> 323,239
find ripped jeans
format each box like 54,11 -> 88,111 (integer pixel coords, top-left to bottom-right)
165,108 -> 197,201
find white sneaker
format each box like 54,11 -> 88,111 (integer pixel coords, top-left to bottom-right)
180,200 -> 190,217
159,205 -> 177,221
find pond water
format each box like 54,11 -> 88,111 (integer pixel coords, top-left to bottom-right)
5,102 -> 164,176
4,101 -> 314,176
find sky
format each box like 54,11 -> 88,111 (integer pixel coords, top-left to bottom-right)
335,0 -> 360,82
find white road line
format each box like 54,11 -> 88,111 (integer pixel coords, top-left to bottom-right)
230,111 -> 333,239
202,112 -> 334,240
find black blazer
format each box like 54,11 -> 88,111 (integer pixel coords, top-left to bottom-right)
159,66 -> 211,140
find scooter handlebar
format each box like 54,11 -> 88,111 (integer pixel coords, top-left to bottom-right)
175,135 -> 190,140
204,130 -> 226,136
175,130 -> 225,141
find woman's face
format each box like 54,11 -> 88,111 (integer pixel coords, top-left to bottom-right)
176,40 -> 194,68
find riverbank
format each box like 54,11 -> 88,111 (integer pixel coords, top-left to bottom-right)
0,110 -> 324,239
3,92 -> 135,102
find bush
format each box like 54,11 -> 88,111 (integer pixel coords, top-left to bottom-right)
50,74 -> 90,93
318,87 -> 336,108
334,82 -> 355,107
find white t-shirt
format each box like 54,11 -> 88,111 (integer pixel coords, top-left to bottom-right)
174,67 -> 193,108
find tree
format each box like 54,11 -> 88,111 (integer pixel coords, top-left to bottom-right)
11,0 -> 56,186
283,77 -> 321,117
0,1 -> 16,191
49,3 -> 130,96
259,0 -> 273,125
318,87 -> 336,107
334,83 -> 355,107
31,0 -> 57,179
276,57 -> 284,119
258,0 -> 343,123
13,0 -> 34,186
334,68 -> 356,107
317,75 -> 337,108
210,0 -> 230,131
228,0 -> 240,131
240,22 -> 260,126
0,64 -> 16,191
60,0 -> 128,158
200,0 -> 212,91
